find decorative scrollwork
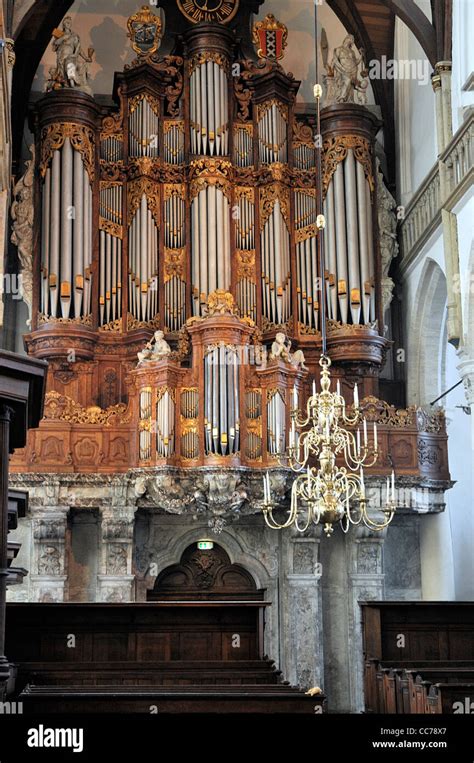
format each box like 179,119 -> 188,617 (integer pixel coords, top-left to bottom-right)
259,183 -> 290,230
40,123 -> 95,181
187,52 -> 230,76
38,313 -> 92,326
322,135 -> 374,197
236,250 -> 256,281
99,217 -> 123,239
293,120 -> 314,147
44,391 -> 131,426
127,178 -> 160,227
127,312 -> 161,331
164,247 -> 185,281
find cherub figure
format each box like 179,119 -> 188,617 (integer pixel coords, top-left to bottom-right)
269,332 -> 307,371
137,330 -> 171,364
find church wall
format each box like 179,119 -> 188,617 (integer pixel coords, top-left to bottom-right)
394,14 -> 437,207
451,0 -> 474,131
399,200 -> 474,601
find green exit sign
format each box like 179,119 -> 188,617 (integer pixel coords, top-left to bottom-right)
197,540 -> 214,550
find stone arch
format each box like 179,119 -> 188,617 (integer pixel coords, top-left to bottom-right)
148,525 -> 273,592
408,257 -> 447,405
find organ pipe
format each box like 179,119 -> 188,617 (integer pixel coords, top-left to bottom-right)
40,139 -> 93,320
204,345 -> 239,456
191,184 -> 231,315
190,58 -> 228,157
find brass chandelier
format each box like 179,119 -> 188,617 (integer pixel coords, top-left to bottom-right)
262,353 -> 396,536
261,7 -> 396,537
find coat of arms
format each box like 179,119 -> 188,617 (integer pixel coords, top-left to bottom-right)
127,5 -> 162,58
252,14 -> 288,61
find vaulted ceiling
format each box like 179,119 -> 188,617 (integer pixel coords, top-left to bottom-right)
10,0 -> 451,184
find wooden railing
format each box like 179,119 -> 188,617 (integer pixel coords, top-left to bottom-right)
400,109 -> 474,259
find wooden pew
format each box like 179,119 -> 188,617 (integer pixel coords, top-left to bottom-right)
19,684 -> 326,714
362,602 -> 474,713
366,660 -> 474,713
426,682 -> 474,714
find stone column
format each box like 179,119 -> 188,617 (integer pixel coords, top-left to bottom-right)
433,62 -> 462,346
0,405 -> 13,691
97,506 -> 136,602
283,529 -> 323,690
346,525 -> 385,713
30,508 -> 68,602
0,39 -> 15,334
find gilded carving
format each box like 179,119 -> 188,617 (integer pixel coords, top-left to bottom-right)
252,14 -> 288,61
293,120 -> 314,147
322,135 -> 374,196
187,52 -> 230,76
99,217 -> 123,239
40,123 -> 95,181
38,313 -> 93,326
98,318 -> 123,333
236,250 -> 256,281
127,312 -> 161,331
164,247 -> 186,281
127,178 -> 160,227
259,183 -> 290,231
129,93 -> 161,116
204,290 -> 239,317
257,99 -> 288,123
43,391 -> 131,426
127,5 -> 162,59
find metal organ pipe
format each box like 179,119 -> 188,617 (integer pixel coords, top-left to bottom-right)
60,138 -> 73,317
41,139 -> 92,320
41,167 -> 51,315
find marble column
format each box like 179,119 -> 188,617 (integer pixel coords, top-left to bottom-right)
30,508 -> 68,602
282,528 -> 323,691
97,506 -> 136,601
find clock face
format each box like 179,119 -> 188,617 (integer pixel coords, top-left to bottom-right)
177,0 -> 239,24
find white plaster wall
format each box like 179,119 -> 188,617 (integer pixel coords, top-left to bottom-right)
401,224 -> 474,600
31,0 -> 373,106
451,0 -> 474,131
394,13 -> 437,206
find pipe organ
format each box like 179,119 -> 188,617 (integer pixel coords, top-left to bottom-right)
25,8 -> 394,476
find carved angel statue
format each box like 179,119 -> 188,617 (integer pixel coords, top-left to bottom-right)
137,330 -> 171,364
376,159 -> 399,313
46,16 -> 94,96
270,332 -> 307,371
323,32 -> 368,105
11,144 -> 35,326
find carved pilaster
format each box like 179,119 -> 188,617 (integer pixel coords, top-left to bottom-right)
346,523 -> 386,712
282,528 -> 323,691
98,506 -> 136,601
30,508 -> 68,601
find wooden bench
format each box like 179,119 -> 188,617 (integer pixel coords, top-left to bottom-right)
426,682 -> 474,714
19,684 -> 325,714
13,658 -> 286,691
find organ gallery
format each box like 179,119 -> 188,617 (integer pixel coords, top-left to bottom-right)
2,0 -> 471,721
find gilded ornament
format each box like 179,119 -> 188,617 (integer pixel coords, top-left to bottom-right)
127,178 -> 160,227
252,14 -> 288,61
259,183 -> 290,231
40,123 -> 95,181
322,135 -> 374,196
127,6 -> 162,59
44,391 -> 131,426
